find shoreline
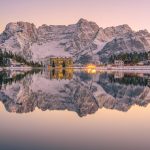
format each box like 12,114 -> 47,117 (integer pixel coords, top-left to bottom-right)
1,66 -> 150,71
0,67 -> 32,71
96,66 -> 150,70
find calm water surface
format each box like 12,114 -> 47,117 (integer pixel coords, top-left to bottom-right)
0,69 -> 150,150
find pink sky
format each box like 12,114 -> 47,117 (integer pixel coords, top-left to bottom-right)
0,0 -> 150,32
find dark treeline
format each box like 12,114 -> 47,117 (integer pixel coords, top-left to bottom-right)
109,52 -> 148,64
109,74 -> 149,86
0,49 -> 43,67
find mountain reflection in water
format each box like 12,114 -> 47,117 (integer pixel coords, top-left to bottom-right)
0,69 -> 150,117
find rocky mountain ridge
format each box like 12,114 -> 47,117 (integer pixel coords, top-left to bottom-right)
1,18 -> 150,64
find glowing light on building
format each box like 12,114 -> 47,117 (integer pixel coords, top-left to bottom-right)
86,64 -> 96,69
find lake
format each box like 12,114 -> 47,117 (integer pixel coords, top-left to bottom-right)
0,68 -> 150,150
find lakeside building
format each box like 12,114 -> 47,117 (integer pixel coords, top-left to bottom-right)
49,57 -> 73,68
137,61 -> 144,66
114,60 -> 124,66
10,59 -> 24,67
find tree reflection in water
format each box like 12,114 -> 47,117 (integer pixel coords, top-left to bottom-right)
0,69 -> 41,90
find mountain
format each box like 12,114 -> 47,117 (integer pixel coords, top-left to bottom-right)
1,19 -> 150,64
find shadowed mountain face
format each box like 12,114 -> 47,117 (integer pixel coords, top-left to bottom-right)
0,70 -> 150,117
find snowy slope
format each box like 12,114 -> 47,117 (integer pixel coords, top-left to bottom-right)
31,41 -> 71,61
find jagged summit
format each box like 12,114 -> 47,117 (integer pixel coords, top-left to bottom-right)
0,19 -> 150,64
105,24 -> 132,31
77,18 -> 89,23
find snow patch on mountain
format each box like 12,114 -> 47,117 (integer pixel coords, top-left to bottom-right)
30,41 -> 71,61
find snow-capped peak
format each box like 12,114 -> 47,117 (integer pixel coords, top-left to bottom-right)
0,19 -> 150,64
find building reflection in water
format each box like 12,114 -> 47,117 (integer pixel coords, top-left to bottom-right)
114,72 -> 125,79
49,68 -> 74,80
